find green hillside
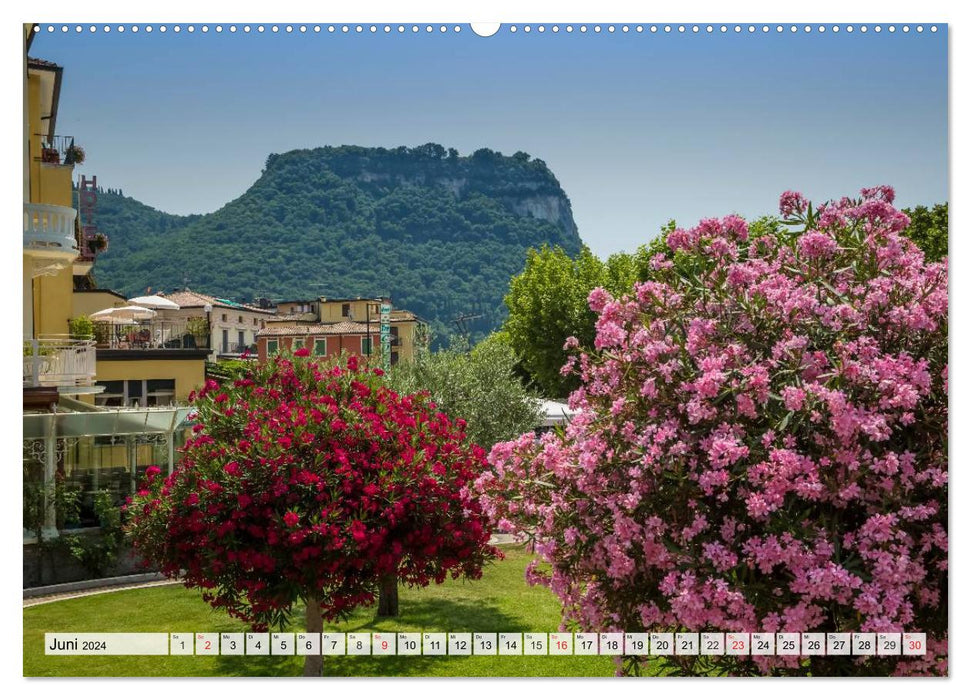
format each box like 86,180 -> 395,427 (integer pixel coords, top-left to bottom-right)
90,144 -> 583,344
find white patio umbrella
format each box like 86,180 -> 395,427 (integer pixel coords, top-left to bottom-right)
90,305 -> 158,323
128,294 -> 180,310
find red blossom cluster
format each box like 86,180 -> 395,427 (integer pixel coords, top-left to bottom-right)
127,352 -> 500,629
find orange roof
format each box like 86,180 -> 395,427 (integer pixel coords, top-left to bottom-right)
162,289 -> 273,314
257,321 -> 373,337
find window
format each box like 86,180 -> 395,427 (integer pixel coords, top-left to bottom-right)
221,313 -> 227,322
342,303 -> 350,318
95,379 -> 175,408
238,331 -> 245,351
95,380 -> 125,407
222,329 -> 229,353
254,318 -> 258,326
238,315 -> 244,324
267,339 -> 279,355
391,351 -> 400,366
146,379 -> 176,406
361,337 -> 372,355
314,338 -> 327,356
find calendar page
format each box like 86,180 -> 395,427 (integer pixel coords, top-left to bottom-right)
19,0 -> 950,691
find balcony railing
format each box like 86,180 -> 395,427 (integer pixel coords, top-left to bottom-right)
220,342 -> 257,355
24,336 -> 97,388
94,321 -> 210,350
35,135 -> 81,166
24,202 -> 79,259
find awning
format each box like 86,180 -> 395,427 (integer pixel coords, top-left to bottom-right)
23,406 -> 193,439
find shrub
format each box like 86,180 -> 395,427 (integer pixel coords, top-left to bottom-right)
69,315 -> 95,340
127,351 -> 499,675
477,187 -> 947,676
386,335 -> 541,450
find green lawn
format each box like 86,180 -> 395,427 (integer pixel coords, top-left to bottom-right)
24,545 -> 616,677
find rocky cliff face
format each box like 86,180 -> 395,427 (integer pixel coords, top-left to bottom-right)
353,171 -> 579,243
330,145 -> 580,244
503,193 -> 579,240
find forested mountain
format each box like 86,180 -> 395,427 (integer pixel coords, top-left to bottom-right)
90,144 -> 583,344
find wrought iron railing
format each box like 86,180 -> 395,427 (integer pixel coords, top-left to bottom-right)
35,134 -> 81,166
93,321 -> 210,350
220,342 -> 256,355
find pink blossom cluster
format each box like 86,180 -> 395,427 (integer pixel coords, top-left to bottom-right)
477,188 -> 948,676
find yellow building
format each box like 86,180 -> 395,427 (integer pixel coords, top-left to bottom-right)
22,25 -> 198,553
263,296 -> 428,365
23,27 -> 93,400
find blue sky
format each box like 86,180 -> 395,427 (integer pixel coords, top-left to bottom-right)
31,24 -> 947,257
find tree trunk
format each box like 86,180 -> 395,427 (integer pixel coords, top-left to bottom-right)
377,574 -> 399,617
303,597 -> 324,677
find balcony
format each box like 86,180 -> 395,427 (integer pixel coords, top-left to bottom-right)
93,320 -> 210,351
23,336 -> 97,390
23,202 -> 79,276
219,341 -> 257,357
35,135 -> 83,168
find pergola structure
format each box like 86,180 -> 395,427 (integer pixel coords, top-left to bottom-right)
23,404 -> 192,540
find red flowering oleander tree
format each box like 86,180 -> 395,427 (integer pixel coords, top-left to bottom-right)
476,187 -> 947,676
128,352 -> 500,675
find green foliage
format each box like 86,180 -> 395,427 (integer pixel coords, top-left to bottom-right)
902,203 -> 948,261
23,340 -> 56,357
205,358 -> 255,382
23,465 -> 45,539
68,315 -> 94,340
502,217 -> 787,397
60,491 -> 126,579
186,317 -> 210,338
54,476 -> 82,530
90,145 -> 582,347
502,245 -> 638,398
386,337 -> 541,449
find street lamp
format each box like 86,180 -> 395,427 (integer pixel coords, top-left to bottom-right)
203,303 -> 212,353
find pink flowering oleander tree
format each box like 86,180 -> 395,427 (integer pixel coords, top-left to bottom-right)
476,187 -> 947,676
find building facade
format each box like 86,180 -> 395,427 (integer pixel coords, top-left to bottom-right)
160,289 -> 276,362
23,25 -> 199,559
256,297 -> 428,365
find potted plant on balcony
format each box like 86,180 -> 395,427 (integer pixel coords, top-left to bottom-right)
40,147 -> 60,164
69,315 -> 95,340
187,317 -> 210,349
88,233 -> 108,255
92,322 -> 111,348
64,144 -> 86,165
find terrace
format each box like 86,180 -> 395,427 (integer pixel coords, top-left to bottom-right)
93,320 -> 210,351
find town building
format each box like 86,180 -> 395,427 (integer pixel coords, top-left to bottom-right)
256,296 -> 428,365
22,26 -> 196,565
159,289 -> 276,361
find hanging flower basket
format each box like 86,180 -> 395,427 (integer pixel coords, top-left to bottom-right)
64,144 -> 86,165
